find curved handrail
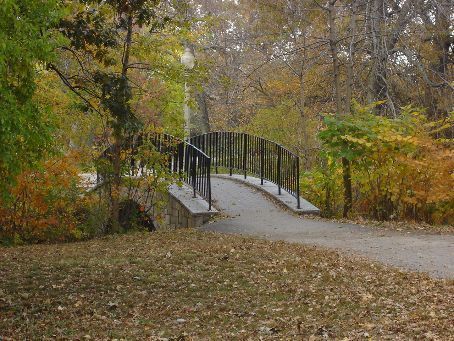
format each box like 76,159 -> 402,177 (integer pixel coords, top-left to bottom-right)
189,132 -> 301,209
97,132 -> 212,210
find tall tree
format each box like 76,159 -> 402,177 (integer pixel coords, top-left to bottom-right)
325,0 -> 353,217
52,0 -> 187,230
0,0 -> 62,198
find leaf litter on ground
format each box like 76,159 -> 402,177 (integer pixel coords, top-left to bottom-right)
0,229 -> 452,339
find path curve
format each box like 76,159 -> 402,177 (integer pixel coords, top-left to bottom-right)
201,176 -> 454,279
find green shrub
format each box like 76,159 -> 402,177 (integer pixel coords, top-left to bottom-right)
312,102 -> 453,224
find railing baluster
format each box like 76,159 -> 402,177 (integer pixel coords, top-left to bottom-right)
229,132 -> 233,176
296,157 -> 301,209
260,138 -> 264,185
207,157 -> 211,211
243,133 -> 247,179
191,148 -> 196,198
277,146 -> 282,195
220,132 -> 223,169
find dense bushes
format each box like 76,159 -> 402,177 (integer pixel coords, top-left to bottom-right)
0,131 -> 179,245
0,153 -> 106,245
302,103 -> 453,224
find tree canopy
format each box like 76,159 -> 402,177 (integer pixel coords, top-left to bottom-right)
0,0 -> 452,244
0,0 -> 62,198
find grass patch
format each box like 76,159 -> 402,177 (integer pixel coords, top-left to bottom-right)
0,230 -> 452,339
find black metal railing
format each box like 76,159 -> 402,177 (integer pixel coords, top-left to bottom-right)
189,132 -> 301,209
98,133 -> 212,210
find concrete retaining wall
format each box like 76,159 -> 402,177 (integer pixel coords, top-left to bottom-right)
154,185 -> 219,228
163,184 -> 218,228
165,196 -> 208,228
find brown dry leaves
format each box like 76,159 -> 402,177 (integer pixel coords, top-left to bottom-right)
0,230 -> 452,340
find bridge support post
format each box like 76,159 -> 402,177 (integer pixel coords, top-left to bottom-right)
215,132 -> 218,174
296,158 -> 301,209
207,157 -> 212,211
243,133 -> 247,179
277,147 -> 282,195
229,132 -> 233,176
178,142 -> 184,181
191,151 -> 197,198
260,138 -> 264,185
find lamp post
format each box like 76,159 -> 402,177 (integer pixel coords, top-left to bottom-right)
181,47 -> 195,137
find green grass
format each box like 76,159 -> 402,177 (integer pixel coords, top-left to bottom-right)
0,229 -> 452,339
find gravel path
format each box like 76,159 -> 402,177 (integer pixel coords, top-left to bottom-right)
201,176 -> 454,279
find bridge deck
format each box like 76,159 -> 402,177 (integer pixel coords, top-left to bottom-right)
212,174 -> 319,214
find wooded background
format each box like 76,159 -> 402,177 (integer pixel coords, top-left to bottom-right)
0,0 -> 452,244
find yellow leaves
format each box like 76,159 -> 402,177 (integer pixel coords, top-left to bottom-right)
376,131 -> 415,146
319,107 -> 453,223
340,135 -> 373,147
265,78 -> 300,96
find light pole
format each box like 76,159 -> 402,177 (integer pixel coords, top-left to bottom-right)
181,47 -> 195,137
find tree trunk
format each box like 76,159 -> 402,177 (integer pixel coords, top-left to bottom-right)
328,0 -> 342,116
298,29 -> 309,169
424,2 -> 453,119
345,0 -> 357,115
196,90 -> 210,134
342,157 -> 352,218
367,0 -> 387,109
328,0 -> 353,218
110,140 -> 122,232
109,11 -> 134,232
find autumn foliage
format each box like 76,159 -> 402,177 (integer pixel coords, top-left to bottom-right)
304,103 -> 453,224
0,153 -> 88,244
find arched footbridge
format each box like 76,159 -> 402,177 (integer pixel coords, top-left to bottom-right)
103,131 -> 312,212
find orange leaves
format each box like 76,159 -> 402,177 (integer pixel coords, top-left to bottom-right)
0,152 -> 85,244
